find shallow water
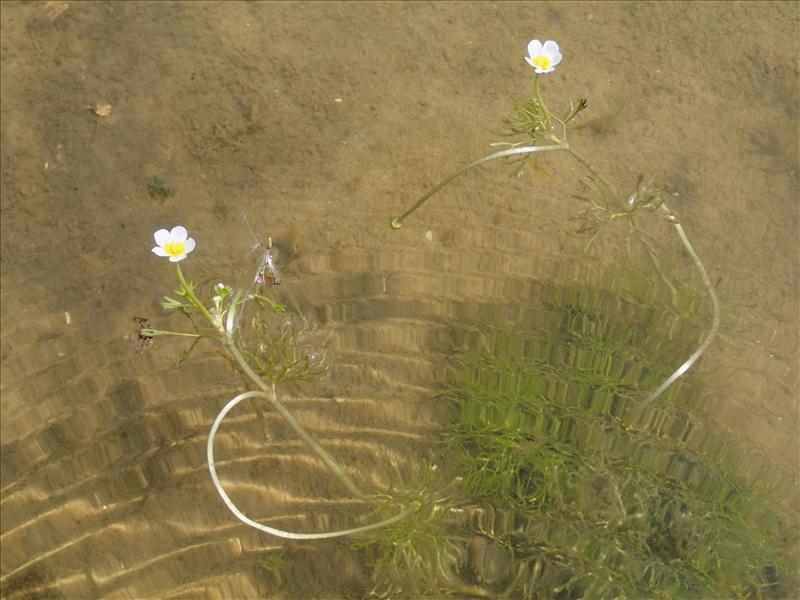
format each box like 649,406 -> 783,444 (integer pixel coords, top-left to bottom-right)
1,2 -> 798,598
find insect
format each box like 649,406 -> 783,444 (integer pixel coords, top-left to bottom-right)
127,316 -> 154,355
252,237 -> 283,287
237,211 -> 308,327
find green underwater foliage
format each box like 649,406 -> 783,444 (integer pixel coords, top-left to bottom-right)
441,304 -> 798,599
359,291 -> 797,599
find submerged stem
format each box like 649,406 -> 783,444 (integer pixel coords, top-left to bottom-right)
208,390 -> 419,540
565,146 -> 620,206
391,143 -> 567,228
636,213 -> 720,410
140,328 -> 203,339
223,339 -> 372,502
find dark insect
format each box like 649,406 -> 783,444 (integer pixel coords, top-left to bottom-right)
128,316 -> 154,355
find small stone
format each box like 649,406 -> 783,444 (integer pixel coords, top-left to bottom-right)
92,102 -> 112,117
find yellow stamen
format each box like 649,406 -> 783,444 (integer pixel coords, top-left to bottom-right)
163,240 -> 186,257
532,55 -> 550,70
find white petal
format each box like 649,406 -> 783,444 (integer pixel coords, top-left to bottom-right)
542,40 -> 559,54
154,228 -> 171,246
550,51 -> 563,67
524,56 -> 534,67
169,253 -> 186,262
527,39 -> 543,57
170,225 -> 188,242
183,237 -> 196,254
152,246 -> 169,257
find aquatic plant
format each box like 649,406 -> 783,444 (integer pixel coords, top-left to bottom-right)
391,39 -> 720,413
443,320 -> 798,599
351,288 -> 796,598
358,38 -> 796,598
137,38 -> 796,599
142,226 -> 419,539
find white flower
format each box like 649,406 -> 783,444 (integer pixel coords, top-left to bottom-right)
152,225 -> 196,262
525,39 -> 562,74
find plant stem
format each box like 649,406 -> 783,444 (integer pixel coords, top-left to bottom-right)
175,263 -> 220,332
222,336 -> 372,502
208,390 -> 420,540
636,213 -> 720,411
565,146 -> 621,207
533,73 -> 552,130
391,143 -> 567,228
140,328 -> 204,339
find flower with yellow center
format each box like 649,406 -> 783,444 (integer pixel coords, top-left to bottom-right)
524,39 -> 562,74
152,225 -> 196,262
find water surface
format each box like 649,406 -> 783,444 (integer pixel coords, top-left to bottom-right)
1,2 -> 798,598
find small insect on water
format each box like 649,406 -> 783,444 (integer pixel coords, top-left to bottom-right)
253,237 -> 283,287
237,212 -> 310,326
126,316 -> 154,355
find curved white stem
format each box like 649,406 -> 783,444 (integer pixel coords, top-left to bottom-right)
391,143 -> 567,228
637,217 -> 720,409
207,390 -> 416,540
